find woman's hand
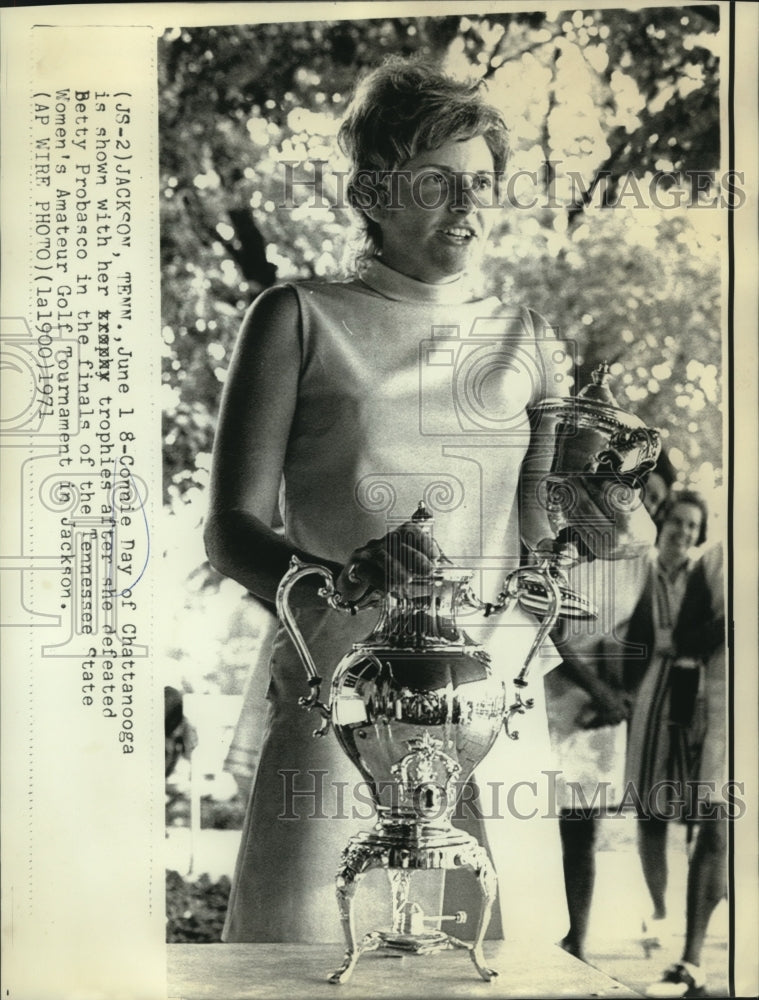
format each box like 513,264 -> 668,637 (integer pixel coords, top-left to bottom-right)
581,680 -> 632,728
555,643 -> 634,729
336,521 -> 441,602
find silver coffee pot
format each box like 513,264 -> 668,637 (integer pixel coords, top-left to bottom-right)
277,502 -> 561,984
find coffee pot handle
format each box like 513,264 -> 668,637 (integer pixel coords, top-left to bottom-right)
461,563 -> 563,687
275,556 -> 356,732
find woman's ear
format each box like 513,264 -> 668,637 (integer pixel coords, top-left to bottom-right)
350,169 -> 388,223
362,199 -> 384,225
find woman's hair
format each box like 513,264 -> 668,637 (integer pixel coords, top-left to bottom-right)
645,448 -> 677,532
653,448 -> 677,488
337,56 -> 509,258
660,488 -> 709,547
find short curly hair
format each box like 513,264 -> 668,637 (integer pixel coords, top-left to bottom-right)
337,56 -> 509,259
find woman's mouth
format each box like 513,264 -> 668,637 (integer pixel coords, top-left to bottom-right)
441,226 -> 476,243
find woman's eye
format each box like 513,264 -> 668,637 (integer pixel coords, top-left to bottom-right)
473,174 -> 493,190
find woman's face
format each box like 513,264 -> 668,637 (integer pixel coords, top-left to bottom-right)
370,135 -> 497,284
657,501 -> 703,566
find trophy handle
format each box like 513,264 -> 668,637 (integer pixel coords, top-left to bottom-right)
601,426 -> 661,476
275,556 -> 357,734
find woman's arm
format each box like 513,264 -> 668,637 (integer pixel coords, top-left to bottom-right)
204,285 -> 436,605
518,308 -> 566,549
204,285 -> 343,603
672,556 -> 725,661
552,633 -> 632,726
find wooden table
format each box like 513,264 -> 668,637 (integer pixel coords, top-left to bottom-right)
168,943 -> 643,999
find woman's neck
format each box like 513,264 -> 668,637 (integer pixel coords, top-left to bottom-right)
359,257 -> 479,303
658,550 -> 689,579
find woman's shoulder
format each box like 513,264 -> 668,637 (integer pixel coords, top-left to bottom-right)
691,543 -> 724,604
487,298 -> 552,327
249,273 -> 360,305
489,302 -> 572,398
483,301 -> 563,354
228,286 -> 303,372
241,277 -> 366,335
243,282 -> 300,324
520,304 -> 554,335
696,542 -> 723,577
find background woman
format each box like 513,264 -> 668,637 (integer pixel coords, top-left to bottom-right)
624,490 -> 710,941
645,543 -> 727,999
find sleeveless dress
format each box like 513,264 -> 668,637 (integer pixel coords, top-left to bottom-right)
222,260 -> 569,946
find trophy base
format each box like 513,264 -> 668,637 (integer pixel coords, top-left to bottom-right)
328,926 -> 498,984
375,928 -> 453,953
328,820 -> 498,985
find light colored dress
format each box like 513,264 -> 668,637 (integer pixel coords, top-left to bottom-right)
545,552 -> 650,812
221,260 -> 568,946
222,603 -> 278,795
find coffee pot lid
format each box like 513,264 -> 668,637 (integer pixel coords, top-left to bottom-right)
409,501 -> 472,583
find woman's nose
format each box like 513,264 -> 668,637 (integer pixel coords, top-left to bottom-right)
449,175 -> 477,211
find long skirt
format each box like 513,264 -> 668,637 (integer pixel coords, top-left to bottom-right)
624,652 -> 712,819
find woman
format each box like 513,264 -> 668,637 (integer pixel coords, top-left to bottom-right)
546,550 -> 650,961
645,543 -> 727,999
623,490 -> 709,941
546,487 -> 704,961
205,58 -> 650,948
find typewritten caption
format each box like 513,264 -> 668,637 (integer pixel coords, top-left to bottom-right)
31,87 -> 146,752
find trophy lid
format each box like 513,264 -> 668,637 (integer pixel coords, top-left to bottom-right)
577,361 -> 621,406
534,361 -> 647,431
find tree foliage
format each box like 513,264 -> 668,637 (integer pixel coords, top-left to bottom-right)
159,6 -> 724,523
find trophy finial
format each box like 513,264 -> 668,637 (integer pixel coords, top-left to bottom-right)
577,361 -> 619,408
412,500 -> 433,523
591,361 -> 612,385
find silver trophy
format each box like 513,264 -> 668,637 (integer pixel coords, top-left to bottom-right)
521,361 -> 662,619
